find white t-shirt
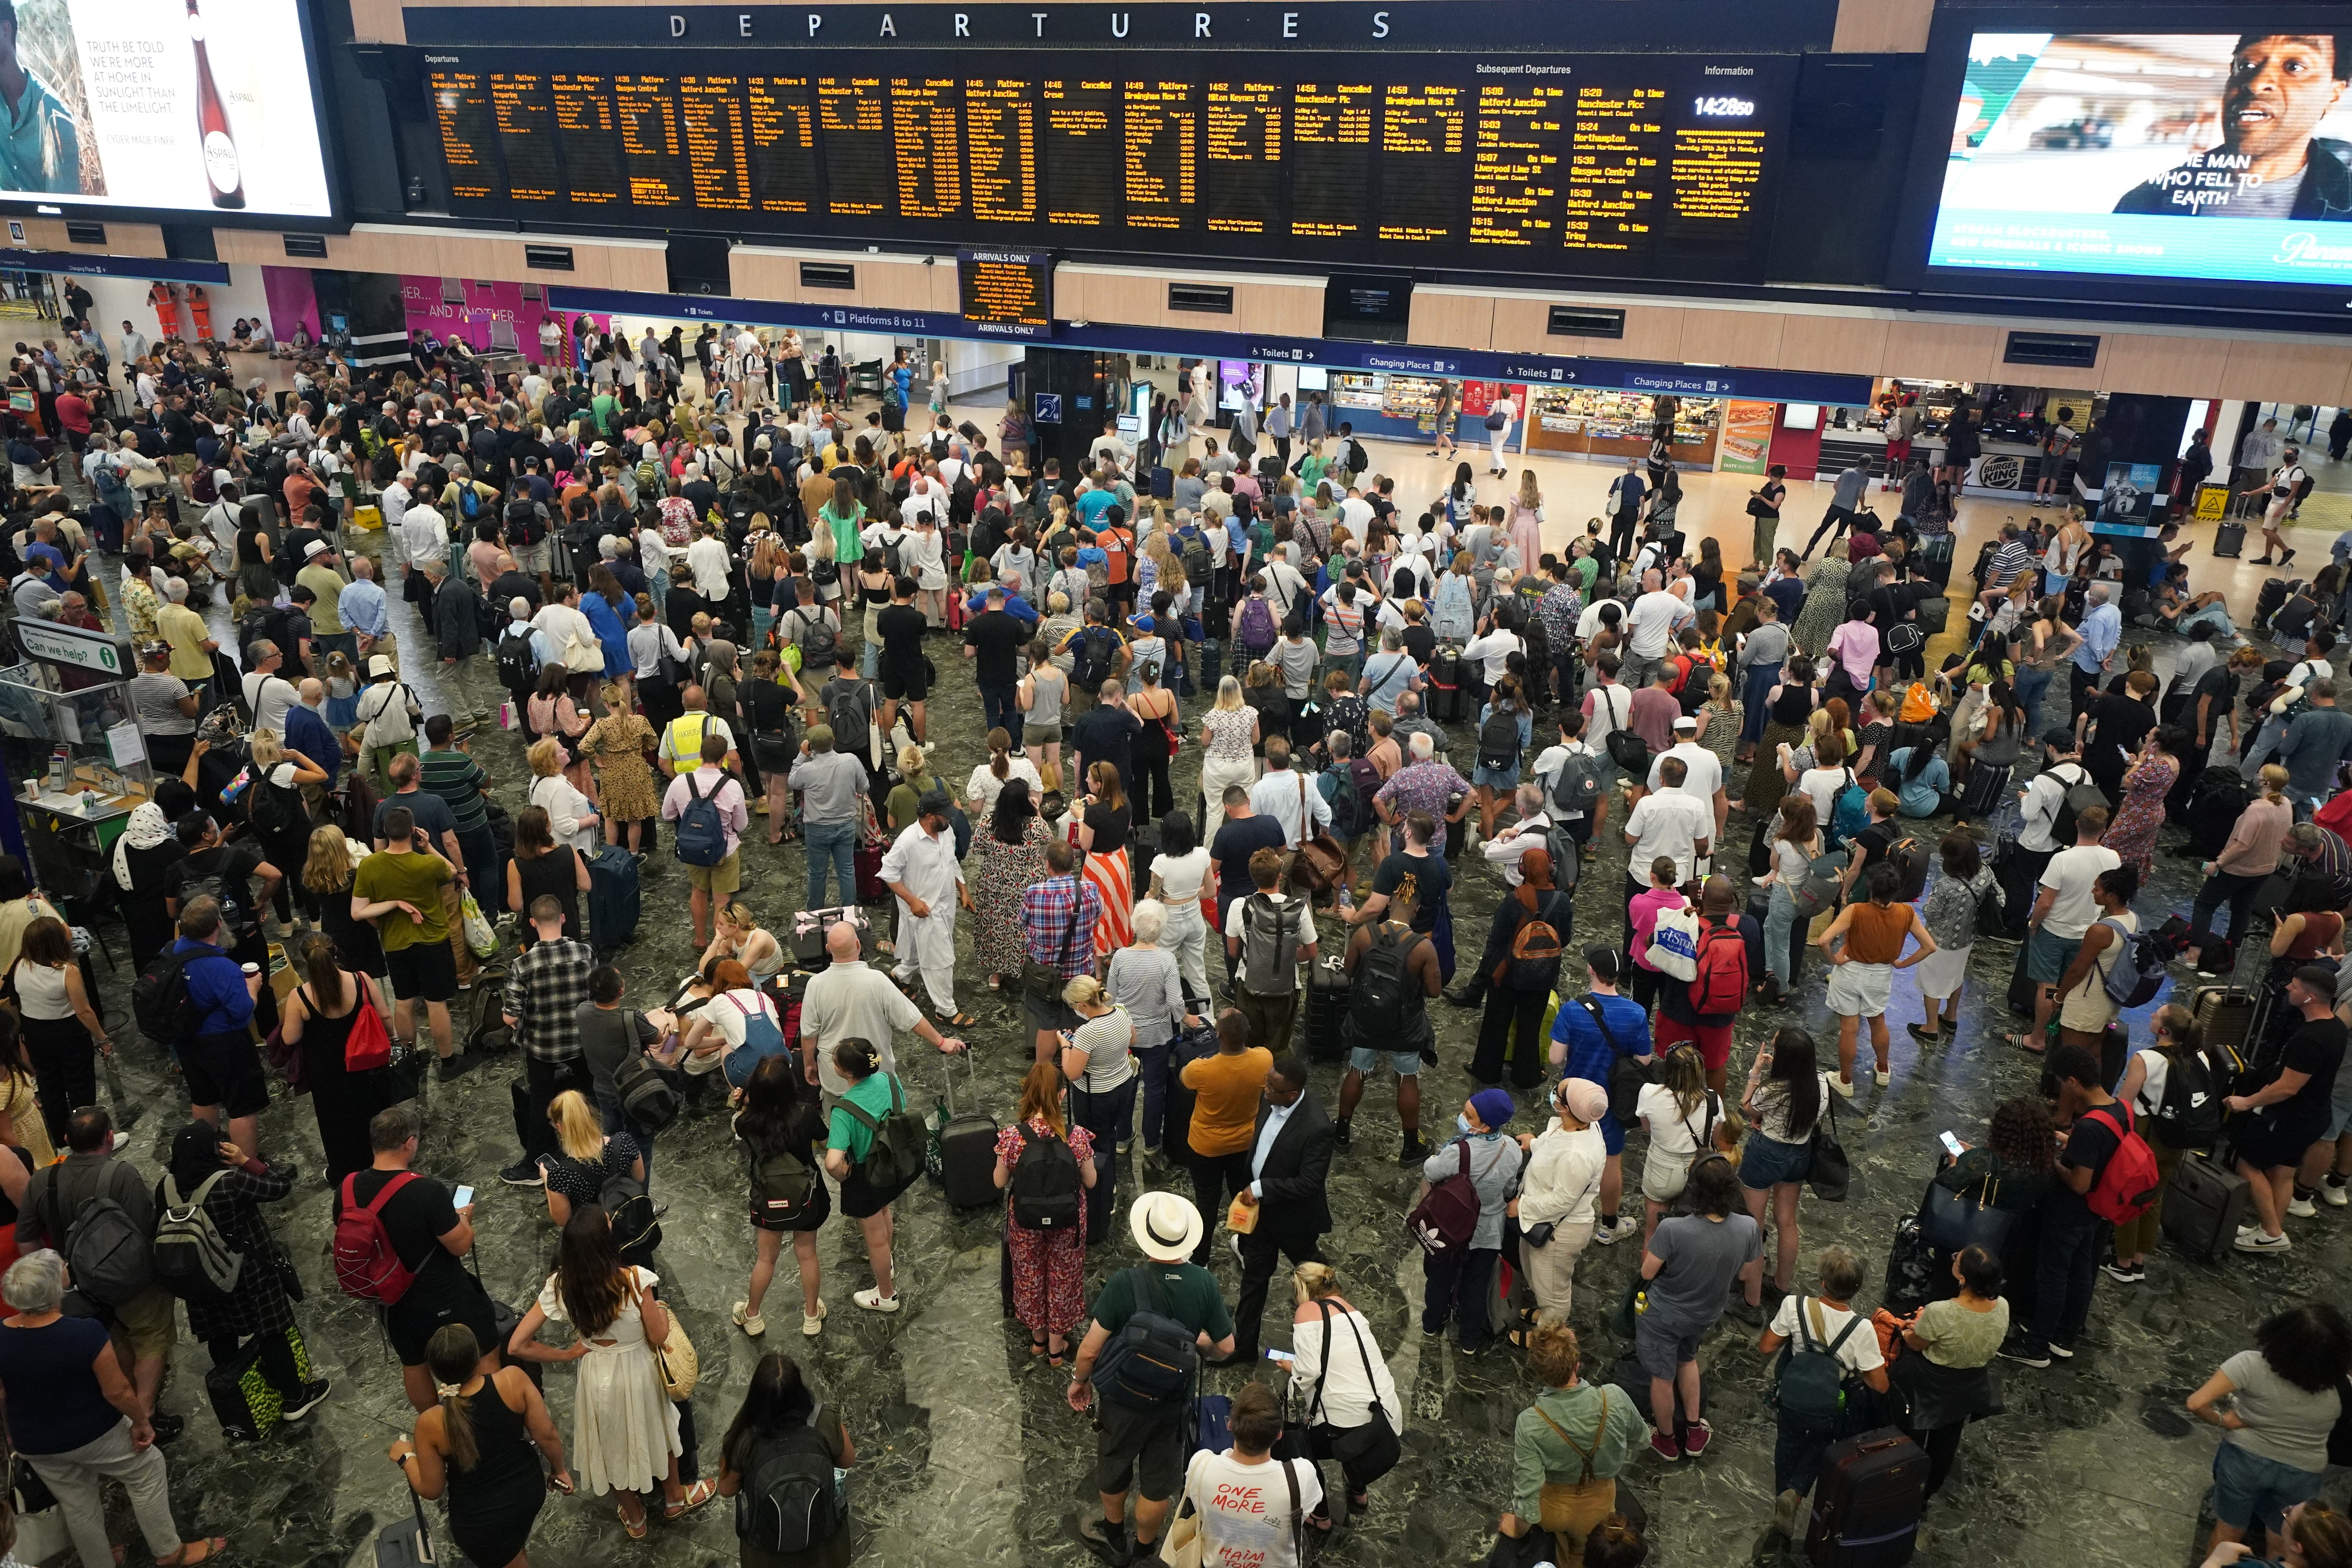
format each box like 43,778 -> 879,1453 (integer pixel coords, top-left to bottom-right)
1627,590 -> 1684,658
1180,1450 -> 1325,1568
1582,682 -> 1630,744
1637,1085 -> 1720,1158
965,757 -> 1044,818
2018,762 -> 2089,854
1797,766 -> 1849,830
1150,846 -> 1212,905
1768,1296 -> 1887,1378
1648,741 -> 1722,805
2039,844 -> 2122,940
1576,599 -> 1624,640
1624,790 -> 1711,886
1461,627 -> 1522,683
704,988 -> 779,1052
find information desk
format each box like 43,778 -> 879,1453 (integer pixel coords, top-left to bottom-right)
422,49 -> 1793,281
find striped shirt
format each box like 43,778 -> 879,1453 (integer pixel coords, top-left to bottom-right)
418,748 -> 491,835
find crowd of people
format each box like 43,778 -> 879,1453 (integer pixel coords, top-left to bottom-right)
0,323 -> 2339,1568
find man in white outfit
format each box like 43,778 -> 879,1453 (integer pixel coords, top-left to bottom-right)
1486,392 -> 1516,477
879,789 -> 972,1024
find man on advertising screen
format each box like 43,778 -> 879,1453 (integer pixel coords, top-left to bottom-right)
0,0 -> 78,195
2113,33 -> 2352,220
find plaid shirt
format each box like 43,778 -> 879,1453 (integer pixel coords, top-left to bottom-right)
505,936 -> 593,1062
1020,875 -> 1102,977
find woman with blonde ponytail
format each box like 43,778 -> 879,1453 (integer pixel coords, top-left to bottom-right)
390,1323 -> 571,1568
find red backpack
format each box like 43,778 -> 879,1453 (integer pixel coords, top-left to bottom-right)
334,1171 -> 422,1303
1688,918 -> 1749,1016
2080,1103 -> 2161,1225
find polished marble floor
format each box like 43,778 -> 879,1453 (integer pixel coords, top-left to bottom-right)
44,424 -> 2352,1568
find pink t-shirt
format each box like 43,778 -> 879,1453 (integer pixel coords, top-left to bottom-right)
1828,621 -> 1880,685
1629,887 -> 1688,973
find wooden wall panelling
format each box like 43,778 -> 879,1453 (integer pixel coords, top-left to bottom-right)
2216,338 -> 2352,407
1234,280 -> 1322,338
1768,312 -> 1890,375
12,219 -> 167,257
1487,296 -> 1552,355
1832,0 -> 1933,53
1675,306 -> 1784,371
1613,306 -> 1688,362
1407,289 -> 1494,352
2097,332 -> 2230,397
1065,269 -> 1167,329
1880,319 -> 1998,383
856,257 -> 931,310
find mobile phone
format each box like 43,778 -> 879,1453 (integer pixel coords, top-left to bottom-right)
454,1185 -> 475,1209
1938,1132 -> 1964,1158
1264,1348 -> 1294,1364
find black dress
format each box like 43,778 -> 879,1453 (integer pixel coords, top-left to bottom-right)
445,1374 -> 546,1568
514,848 -> 583,945
318,871 -> 387,978
120,839 -> 189,975
293,980 -> 393,1187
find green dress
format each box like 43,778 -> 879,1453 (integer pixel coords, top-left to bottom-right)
824,502 -> 865,574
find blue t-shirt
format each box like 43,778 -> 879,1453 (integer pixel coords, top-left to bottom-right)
0,1315 -> 119,1454
1552,991 -> 1651,1150
174,938 -> 254,1038
1889,748 -> 1949,818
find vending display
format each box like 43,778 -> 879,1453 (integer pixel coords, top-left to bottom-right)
1526,388 -> 1721,463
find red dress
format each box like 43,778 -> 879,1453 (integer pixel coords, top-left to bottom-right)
995,1118 -> 1096,1336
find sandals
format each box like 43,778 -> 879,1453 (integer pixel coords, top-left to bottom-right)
936,1009 -> 979,1027
1029,1335 -> 1048,1358
2003,1031 -> 2046,1055
619,1507 -> 648,1541
162,1542 -> 228,1568
663,1479 -> 717,1520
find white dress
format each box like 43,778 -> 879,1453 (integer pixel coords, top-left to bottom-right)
537,1266 -> 683,1496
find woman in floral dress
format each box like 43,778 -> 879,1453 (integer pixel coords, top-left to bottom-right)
992,1060 -> 1098,1363
2104,729 -> 2178,879
969,779 -> 1053,989
582,682 -> 659,854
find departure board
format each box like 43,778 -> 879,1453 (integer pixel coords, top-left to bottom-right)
421,49 -> 1792,281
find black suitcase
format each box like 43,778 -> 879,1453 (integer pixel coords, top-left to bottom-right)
1303,952 -> 1351,1062
2256,577 -> 2290,630
2161,1149 -> 2250,1261
1165,1022 -> 1222,1163
2212,520 -> 2246,559
787,906 -> 873,971
1427,648 -> 1465,722
1805,1427 -> 1927,1568
1956,761 -> 2010,821
374,1489 -> 436,1568
2005,935 -> 2038,1020
204,1325 -> 307,1442
931,1048 -> 999,1208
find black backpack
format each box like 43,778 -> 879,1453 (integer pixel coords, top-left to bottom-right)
2044,762 -> 2105,846
1008,1124 -> 1083,1231
823,679 -> 871,751
1072,626 -> 1116,690
497,625 -> 538,695
503,498 -> 546,546
1090,1267 -> 1200,1410
599,1165 -> 662,1267
2149,1047 -> 2224,1150
735,1414 -> 845,1554
1476,708 -> 1522,774
249,771 -> 306,842
132,944 -> 199,1046
1350,925 -> 1421,1032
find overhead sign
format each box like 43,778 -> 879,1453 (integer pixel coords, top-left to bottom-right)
546,284 -> 1876,405
15,618 -> 130,677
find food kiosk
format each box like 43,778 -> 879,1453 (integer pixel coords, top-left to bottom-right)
0,619 -> 156,909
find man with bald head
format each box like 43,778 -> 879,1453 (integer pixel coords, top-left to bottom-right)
286,677 -> 341,790
799,916 -> 965,1109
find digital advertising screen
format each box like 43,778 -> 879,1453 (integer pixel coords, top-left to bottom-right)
416,47 -> 1793,281
1927,29 -> 2352,290
0,0 -> 332,218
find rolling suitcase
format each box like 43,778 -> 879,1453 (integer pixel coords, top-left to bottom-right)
1805,1428 -> 1927,1568
788,905 -> 872,971
1193,1391 -> 1232,1461
2005,933 -> 2038,1020
1427,647 -> 1465,722
1303,952 -> 1351,1062
2212,520 -> 2247,559
2160,1149 -> 2250,1261
203,1324 -> 315,1443
587,844 -> 641,958
2193,986 -> 2258,1062
1165,1022 -> 1221,1164
374,1488 -> 436,1568
929,1049 -> 1000,1207
1956,761 -> 2010,821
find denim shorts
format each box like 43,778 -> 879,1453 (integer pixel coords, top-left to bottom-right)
1739,1130 -> 1813,1190
2211,1439 -> 2325,1535
1349,1045 -> 1421,1076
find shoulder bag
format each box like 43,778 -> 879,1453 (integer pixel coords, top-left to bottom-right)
1020,885 -> 1080,1005
1291,773 -> 1348,894
1808,1089 -> 1851,1203
631,1275 -> 699,1399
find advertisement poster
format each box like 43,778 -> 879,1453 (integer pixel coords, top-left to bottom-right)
2098,461 -> 2163,528
398,278 -> 595,359
0,0 -> 330,216
1930,32 -> 2352,288
1718,401 -> 1778,474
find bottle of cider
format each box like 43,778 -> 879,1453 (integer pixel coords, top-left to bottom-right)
187,0 -> 244,209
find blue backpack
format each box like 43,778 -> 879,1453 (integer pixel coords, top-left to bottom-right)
1824,769 -> 1870,851
674,773 -> 729,867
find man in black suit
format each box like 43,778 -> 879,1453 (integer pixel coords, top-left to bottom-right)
1222,1055 -> 1336,1363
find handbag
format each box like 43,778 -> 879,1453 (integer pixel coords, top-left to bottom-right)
1305,1301 -> 1403,1486
639,1279 -> 699,1400
1608,1271 -> 1650,1339
1020,887 -> 1081,1005
1160,1499 -> 1204,1568
1808,1092 -> 1851,1202
1919,1167 -> 2016,1253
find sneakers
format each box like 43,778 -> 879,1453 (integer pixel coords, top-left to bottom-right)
1873,1069 -> 1891,1089
732,1301 -> 766,1338
2325,1177 -> 2350,1208
1592,1216 -> 1638,1247
2100,1261 -> 2145,1284
2287,1196 -> 2318,1219
1400,1134 -> 1432,1165
1649,1430 -> 1684,1462
2236,1229 -> 2293,1254
1333,1116 -> 1352,1149
437,1053 -> 477,1081
1077,1514 -> 1134,1567
854,1287 -> 902,1312
150,1412 -> 186,1445
281,1379 -> 332,1421
1998,1342 -> 2052,1368
109,1131 -> 130,1153
498,1159 -> 544,1187
2045,1342 -> 2075,1361
1829,1074 -> 1857,1100
1771,1489 -> 1805,1541
1681,1420 -> 1713,1456
1727,1296 -> 1766,1328
802,1299 -> 827,1337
